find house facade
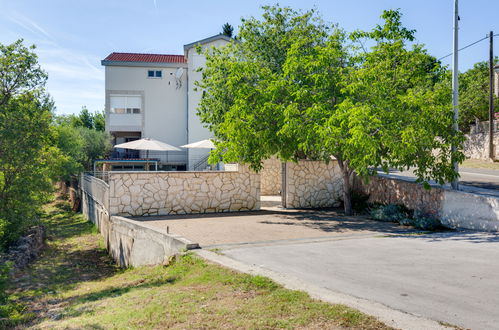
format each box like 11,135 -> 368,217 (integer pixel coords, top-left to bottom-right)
102,34 -> 231,171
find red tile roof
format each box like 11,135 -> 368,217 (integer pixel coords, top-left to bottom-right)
103,52 -> 186,63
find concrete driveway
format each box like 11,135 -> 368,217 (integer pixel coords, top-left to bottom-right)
221,230 -> 499,330
133,204 -> 499,329
133,208 -> 416,247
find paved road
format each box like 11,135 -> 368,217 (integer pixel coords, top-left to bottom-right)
459,167 -> 499,190
389,167 -> 499,192
222,231 -> 499,330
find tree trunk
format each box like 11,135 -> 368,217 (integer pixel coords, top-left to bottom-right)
343,169 -> 353,216
337,157 -> 353,216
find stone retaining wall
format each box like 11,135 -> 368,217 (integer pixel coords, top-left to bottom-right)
108,165 -> 260,216
102,216 -> 198,267
260,158 -> 282,195
463,132 -> 499,160
81,187 -> 198,267
354,176 -> 444,216
355,174 -> 499,232
0,226 -> 45,270
283,160 -> 343,208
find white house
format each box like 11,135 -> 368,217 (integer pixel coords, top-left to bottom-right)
101,34 -> 231,171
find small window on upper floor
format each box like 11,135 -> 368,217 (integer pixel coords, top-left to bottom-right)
147,70 -> 162,78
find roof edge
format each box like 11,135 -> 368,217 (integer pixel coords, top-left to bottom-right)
183,34 -> 232,51
101,60 -> 187,68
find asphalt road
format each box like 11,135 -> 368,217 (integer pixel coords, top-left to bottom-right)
222,231 -> 499,330
459,167 -> 499,190
388,167 -> 499,192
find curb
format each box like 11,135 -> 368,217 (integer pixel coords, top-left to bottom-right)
195,249 -> 452,330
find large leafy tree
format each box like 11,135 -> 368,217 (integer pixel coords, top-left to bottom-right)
198,6 -> 338,164
198,6 -> 463,215
320,10 -> 464,214
0,40 -> 57,247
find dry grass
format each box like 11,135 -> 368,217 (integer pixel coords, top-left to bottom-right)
462,159 -> 499,170
4,196 -> 391,330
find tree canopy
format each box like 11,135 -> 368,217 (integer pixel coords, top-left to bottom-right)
0,40 -> 111,248
0,41 -> 55,247
458,59 -> 499,132
197,6 -> 463,215
221,23 -> 234,38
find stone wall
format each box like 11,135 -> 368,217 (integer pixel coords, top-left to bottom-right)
108,165 -> 260,216
0,226 -> 45,270
283,160 -> 343,208
355,174 -> 499,232
463,132 -> 499,160
354,175 -> 444,216
260,158 -> 282,195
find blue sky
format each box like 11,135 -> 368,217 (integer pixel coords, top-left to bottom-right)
1,0 -> 498,115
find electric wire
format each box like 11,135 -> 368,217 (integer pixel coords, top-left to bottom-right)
438,35 -> 490,61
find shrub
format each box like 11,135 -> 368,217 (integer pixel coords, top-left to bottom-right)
412,210 -> 443,230
369,204 -> 444,231
369,204 -> 410,222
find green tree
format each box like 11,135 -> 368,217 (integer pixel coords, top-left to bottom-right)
0,38 -> 55,247
93,110 -> 105,131
53,122 -> 112,175
198,6 -> 335,165
323,9 -> 463,214
55,107 -> 106,131
0,39 -> 47,106
458,59 -> 499,132
222,23 -> 234,38
198,6 -> 463,215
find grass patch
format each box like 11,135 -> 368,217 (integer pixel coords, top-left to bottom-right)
4,195 -> 390,329
462,159 -> 499,170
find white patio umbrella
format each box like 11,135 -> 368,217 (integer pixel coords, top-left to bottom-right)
114,138 -> 181,153
114,138 -> 181,170
180,139 -> 216,149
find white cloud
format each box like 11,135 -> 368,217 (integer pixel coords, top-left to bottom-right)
3,11 -> 105,114
7,12 -> 55,41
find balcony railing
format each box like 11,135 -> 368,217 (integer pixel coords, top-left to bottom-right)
106,150 -> 188,164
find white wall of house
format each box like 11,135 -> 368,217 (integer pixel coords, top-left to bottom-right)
186,38 -> 229,169
105,64 -> 188,164
104,35 -> 230,169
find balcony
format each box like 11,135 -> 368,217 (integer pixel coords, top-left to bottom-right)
94,149 -> 188,172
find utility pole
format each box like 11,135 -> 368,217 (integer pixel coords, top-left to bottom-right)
451,0 -> 459,190
489,31 -> 495,160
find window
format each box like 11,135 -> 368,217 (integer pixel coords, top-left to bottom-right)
110,95 -> 141,114
147,70 -> 162,78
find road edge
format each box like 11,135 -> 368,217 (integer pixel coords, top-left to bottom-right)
195,249 -> 452,330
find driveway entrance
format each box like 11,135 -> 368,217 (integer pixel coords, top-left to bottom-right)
132,202 -> 499,329
133,206 -> 416,248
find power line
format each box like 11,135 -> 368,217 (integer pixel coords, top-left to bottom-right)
438,35 -> 490,61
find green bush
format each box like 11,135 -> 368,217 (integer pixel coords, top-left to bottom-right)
369,204 -> 410,222
369,204 -> 443,230
412,210 -> 443,230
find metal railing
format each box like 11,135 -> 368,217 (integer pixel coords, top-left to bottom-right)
192,154 -> 210,171
108,150 -> 188,164
81,173 -> 109,210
